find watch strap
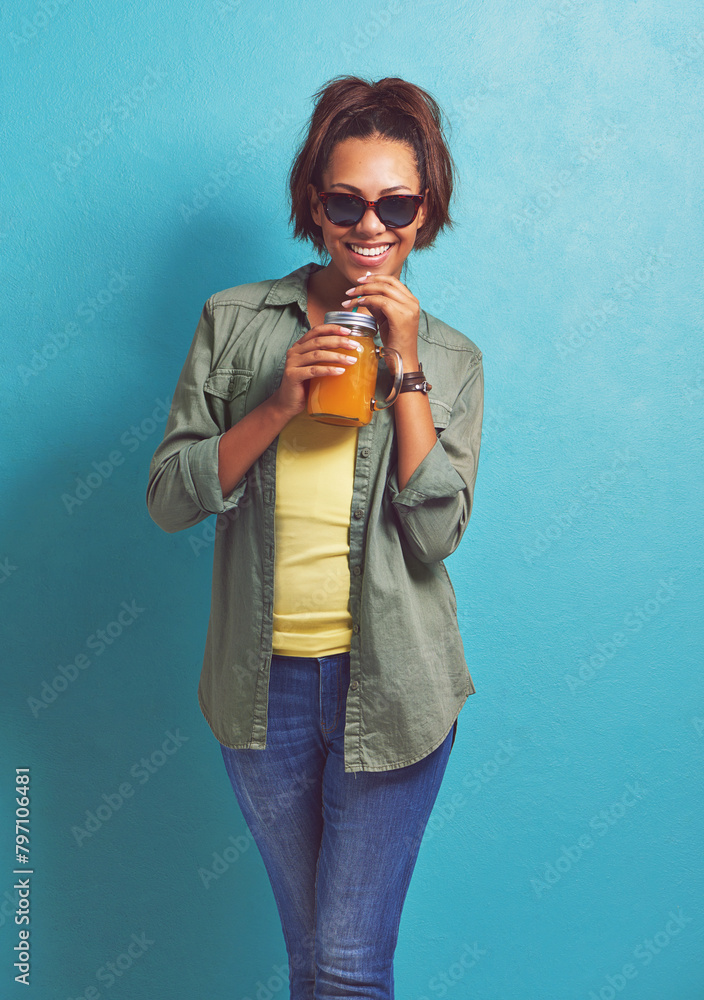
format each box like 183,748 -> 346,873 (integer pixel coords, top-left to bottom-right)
399,362 -> 432,394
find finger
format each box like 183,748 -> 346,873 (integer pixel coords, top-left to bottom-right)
348,273 -> 406,292
296,323 -> 353,343
342,284 -> 410,305
298,339 -> 361,361
290,336 -> 362,368
304,331 -> 364,351
294,346 -> 360,375
340,291 -> 408,310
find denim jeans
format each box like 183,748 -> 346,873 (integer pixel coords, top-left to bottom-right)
219,651 -> 457,1000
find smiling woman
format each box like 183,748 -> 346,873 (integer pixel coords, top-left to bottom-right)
306,137 -> 426,285
147,74 -> 484,999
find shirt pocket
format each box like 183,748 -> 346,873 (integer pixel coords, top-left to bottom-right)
429,398 -> 452,433
203,367 -> 254,429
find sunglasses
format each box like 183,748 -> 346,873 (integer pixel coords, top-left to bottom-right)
316,190 -> 426,229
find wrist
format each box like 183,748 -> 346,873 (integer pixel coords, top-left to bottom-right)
264,391 -> 299,429
398,354 -> 420,372
398,361 -> 432,396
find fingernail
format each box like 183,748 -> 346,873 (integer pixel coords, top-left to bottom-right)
345,288 -> 356,295
341,299 -> 352,306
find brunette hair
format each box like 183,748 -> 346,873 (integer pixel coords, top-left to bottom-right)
288,76 -> 456,255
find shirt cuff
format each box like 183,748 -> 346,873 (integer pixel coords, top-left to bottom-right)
183,434 -> 248,514
387,437 -> 467,509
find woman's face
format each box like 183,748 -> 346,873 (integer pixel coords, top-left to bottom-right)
307,135 -> 427,287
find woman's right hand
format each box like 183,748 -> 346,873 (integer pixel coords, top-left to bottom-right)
270,323 -> 362,419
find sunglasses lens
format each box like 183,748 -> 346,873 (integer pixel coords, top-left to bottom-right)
378,197 -> 417,227
322,193 -> 419,228
325,195 -> 363,226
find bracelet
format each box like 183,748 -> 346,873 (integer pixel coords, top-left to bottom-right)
399,362 -> 432,394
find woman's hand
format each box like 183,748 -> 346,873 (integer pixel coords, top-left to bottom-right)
270,324 -> 362,419
341,273 -> 421,365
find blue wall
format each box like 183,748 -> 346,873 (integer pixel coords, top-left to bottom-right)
2,2 -> 703,998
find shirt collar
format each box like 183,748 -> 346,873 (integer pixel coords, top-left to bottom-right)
264,261 -> 324,313
263,261 -> 405,346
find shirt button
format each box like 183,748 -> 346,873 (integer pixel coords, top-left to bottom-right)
352,624 -> 359,634
350,680 -> 358,690
361,447 -> 370,457
352,566 -> 361,576
353,508 -> 364,519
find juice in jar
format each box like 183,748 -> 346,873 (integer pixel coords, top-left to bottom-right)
307,331 -> 378,426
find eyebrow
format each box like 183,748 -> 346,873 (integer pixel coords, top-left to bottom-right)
328,183 -> 413,195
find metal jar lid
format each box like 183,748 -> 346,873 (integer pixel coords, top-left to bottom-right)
325,310 -> 377,334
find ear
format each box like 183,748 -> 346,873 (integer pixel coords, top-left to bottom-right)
416,187 -> 429,229
307,183 -> 323,227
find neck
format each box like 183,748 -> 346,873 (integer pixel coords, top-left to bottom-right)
308,261 -> 386,317
307,262 -> 352,313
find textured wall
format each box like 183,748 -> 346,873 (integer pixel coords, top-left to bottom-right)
2,1 -> 703,998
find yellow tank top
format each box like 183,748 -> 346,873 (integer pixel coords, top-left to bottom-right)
272,408 -> 359,656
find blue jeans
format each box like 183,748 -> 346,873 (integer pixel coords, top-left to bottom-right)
219,651 -> 457,1000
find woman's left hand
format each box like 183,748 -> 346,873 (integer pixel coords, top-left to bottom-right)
341,273 -> 420,363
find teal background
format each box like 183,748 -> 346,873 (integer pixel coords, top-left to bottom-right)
2,1 -> 703,998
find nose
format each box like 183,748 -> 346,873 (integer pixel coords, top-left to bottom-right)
353,205 -> 388,239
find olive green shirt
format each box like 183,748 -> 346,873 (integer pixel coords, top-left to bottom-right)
146,262 -> 484,772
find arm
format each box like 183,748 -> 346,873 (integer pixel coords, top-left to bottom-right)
391,350 -> 438,494
146,300 -> 288,534
386,352 -> 484,564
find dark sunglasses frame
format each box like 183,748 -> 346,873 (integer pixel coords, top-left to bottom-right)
316,190 -> 426,229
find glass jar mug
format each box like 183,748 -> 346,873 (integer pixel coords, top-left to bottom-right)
306,312 -> 404,427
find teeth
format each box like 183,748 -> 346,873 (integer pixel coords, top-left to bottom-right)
349,244 -> 392,257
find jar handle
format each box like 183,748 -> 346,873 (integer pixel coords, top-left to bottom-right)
371,347 -> 404,410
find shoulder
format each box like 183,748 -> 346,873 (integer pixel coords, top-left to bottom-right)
204,262 -> 316,320
208,277 -> 280,313
421,309 -> 483,366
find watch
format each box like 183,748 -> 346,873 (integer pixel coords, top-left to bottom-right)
398,362 -> 432,394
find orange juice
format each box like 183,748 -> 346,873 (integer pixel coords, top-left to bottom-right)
307,311 -> 404,426
307,333 -> 377,426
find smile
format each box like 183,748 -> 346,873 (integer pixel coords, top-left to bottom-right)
345,243 -> 394,264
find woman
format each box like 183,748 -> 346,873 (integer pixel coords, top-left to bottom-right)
147,75 -> 484,999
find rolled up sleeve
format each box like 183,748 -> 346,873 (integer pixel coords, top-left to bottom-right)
146,299 -> 248,534
386,352 -> 484,563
